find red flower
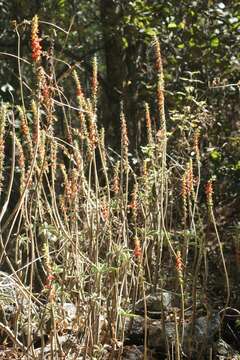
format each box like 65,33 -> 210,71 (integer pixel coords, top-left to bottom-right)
45,273 -> 55,289
205,180 -> 213,207
134,238 -> 142,258
176,251 -> 183,272
31,15 -> 42,63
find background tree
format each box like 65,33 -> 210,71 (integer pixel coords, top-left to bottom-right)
0,0 -> 239,219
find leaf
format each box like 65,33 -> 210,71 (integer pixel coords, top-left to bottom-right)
210,149 -> 221,161
1,83 -> 14,92
189,38 -> 195,47
178,43 -> 185,49
178,21 -> 185,29
168,22 -> 177,29
144,27 -> 157,36
210,37 -> 220,47
57,0 -> 65,8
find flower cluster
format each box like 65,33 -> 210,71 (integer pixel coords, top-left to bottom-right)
101,198 -> 109,222
128,183 -> 138,220
134,237 -> 142,259
31,15 -> 42,63
145,102 -> 153,144
176,250 -> 184,284
205,179 -> 213,208
112,161 -> 120,194
194,128 -> 201,160
120,110 -> 129,170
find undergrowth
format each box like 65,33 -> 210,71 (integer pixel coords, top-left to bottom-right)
0,15 -> 234,360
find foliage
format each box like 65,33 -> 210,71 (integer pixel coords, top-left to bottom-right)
0,2 -> 239,358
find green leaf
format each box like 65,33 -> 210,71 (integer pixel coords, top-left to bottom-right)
234,161 -> 240,170
168,22 -> 177,29
210,149 -> 221,161
189,38 -> 195,47
178,21 -> 185,29
144,27 -> 157,36
210,37 -> 219,47
122,37 -> 128,49
178,43 -> 185,49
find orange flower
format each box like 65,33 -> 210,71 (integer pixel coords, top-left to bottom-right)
134,238 -> 142,258
176,250 -> 184,284
31,15 -> 42,62
205,180 -> 213,207
45,273 -> 55,289
176,251 -> 183,272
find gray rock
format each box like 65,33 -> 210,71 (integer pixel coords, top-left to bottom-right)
125,316 -> 145,344
148,320 -> 176,348
214,339 -> 239,358
122,345 -> 144,359
62,302 -> 77,322
135,292 -> 173,316
0,271 -> 40,338
147,313 -> 220,353
184,313 -> 220,344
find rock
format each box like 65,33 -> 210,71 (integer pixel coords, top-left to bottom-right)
148,320 -> 176,349
148,313 -> 220,355
221,308 -> 240,349
214,339 -> 240,359
134,292 -> 173,317
184,312 -> 220,344
0,271 -> 17,302
121,345 -> 144,359
125,316 -> 145,345
0,271 -> 41,342
62,303 -> 77,321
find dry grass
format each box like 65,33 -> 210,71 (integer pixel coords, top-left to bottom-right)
0,16 -> 234,359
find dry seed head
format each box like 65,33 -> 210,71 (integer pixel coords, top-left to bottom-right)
142,159 -> 151,193
194,128 -> 201,160
43,242 -> 51,273
157,74 -> 166,132
91,56 -> 98,109
15,137 -> 25,170
50,138 -> 57,181
112,161 -> 120,194
181,172 -> 188,223
73,68 -> 87,139
31,100 -> 39,143
88,119 -> 97,155
15,136 -> 25,194
60,163 -> 68,185
186,159 -> 194,197
143,160 -> 148,178
73,141 -> 83,170
153,36 -> 163,74
18,106 -> 29,136
153,36 -> 166,131
120,110 -> 129,170
101,197 -> 109,222
99,128 -> 107,167
129,182 -> 138,220
205,179 -> 213,208
134,237 -> 142,259
37,67 -> 53,123
86,100 -> 98,155
0,105 -> 6,194
38,130 -> 46,170
65,169 -> 79,204
73,70 -> 85,100
145,102 -> 153,144
18,106 -> 34,160
176,250 -> 184,284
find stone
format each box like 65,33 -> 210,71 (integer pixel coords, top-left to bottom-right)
134,292 -> 173,317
